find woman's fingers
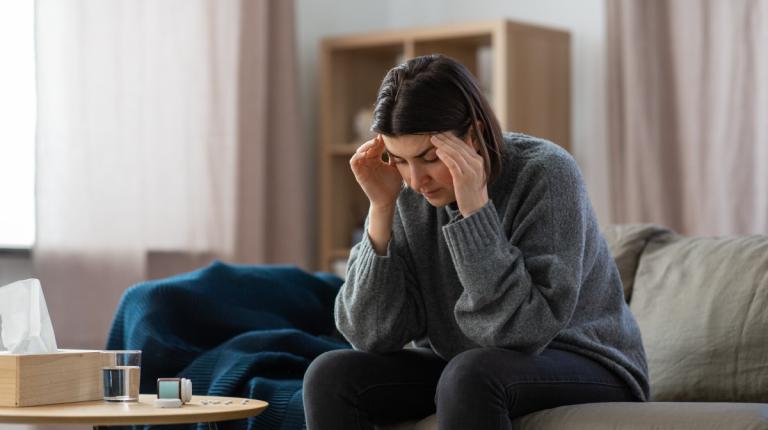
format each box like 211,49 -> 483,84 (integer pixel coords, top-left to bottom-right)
436,144 -> 471,178
354,135 -> 384,160
434,135 -> 477,173
432,132 -> 483,173
350,140 -> 377,173
355,138 -> 376,155
435,146 -> 463,176
431,132 -> 474,158
365,134 -> 386,159
351,135 -> 388,173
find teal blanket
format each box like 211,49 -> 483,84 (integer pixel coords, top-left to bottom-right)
106,261 -> 348,430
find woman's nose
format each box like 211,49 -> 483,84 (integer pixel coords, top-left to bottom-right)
409,165 -> 429,190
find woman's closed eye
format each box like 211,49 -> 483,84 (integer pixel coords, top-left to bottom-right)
393,156 -> 438,164
388,149 -> 439,164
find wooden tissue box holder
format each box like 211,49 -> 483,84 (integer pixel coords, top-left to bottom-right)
0,350 -> 108,407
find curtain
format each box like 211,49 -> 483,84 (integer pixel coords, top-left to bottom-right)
33,0 -> 307,349
607,0 -> 768,236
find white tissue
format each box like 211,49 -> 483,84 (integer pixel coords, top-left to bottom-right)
0,278 -> 58,354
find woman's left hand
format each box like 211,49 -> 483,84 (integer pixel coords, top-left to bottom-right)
431,132 -> 489,218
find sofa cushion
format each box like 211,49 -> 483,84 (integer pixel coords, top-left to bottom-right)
601,224 -> 673,301
629,232 -> 768,401
380,402 -> 768,430
513,402 -> 768,429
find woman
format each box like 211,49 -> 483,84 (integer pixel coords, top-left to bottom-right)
304,54 -> 648,430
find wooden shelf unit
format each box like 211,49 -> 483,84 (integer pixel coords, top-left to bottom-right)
318,20 -> 570,273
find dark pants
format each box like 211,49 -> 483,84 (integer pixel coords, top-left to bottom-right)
303,347 -> 638,430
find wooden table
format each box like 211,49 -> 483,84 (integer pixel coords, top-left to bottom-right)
0,394 -> 268,428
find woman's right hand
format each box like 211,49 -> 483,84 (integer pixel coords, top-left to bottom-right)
350,134 -> 402,209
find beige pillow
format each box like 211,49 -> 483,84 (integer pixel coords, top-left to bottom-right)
602,224 -> 673,302
629,232 -> 768,401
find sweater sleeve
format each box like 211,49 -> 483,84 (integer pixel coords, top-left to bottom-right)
442,151 -> 589,354
334,207 -> 427,352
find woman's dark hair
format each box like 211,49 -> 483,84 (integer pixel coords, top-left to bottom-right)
371,54 -> 504,184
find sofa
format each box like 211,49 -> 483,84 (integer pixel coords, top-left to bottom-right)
383,224 -> 768,429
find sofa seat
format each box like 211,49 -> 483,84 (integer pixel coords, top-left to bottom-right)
514,402 -> 768,430
383,402 -> 768,430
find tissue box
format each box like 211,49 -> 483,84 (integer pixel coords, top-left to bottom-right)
0,350 -> 108,407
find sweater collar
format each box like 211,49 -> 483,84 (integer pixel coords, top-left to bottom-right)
444,201 -> 461,220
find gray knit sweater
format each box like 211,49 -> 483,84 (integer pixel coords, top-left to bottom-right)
335,133 -> 650,401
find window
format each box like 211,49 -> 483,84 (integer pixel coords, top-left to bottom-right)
0,0 -> 36,248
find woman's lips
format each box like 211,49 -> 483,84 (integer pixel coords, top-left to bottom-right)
422,189 -> 441,197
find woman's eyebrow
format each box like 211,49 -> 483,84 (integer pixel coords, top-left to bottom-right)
386,146 -> 434,159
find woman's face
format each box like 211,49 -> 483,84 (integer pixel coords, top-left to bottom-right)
381,134 -> 457,207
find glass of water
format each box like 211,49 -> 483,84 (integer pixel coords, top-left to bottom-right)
102,350 -> 142,402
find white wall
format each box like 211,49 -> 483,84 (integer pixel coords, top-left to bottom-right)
0,253 -> 33,286
295,0 -> 611,240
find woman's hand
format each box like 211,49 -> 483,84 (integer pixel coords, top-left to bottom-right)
350,134 -> 402,210
431,132 -> 489,217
